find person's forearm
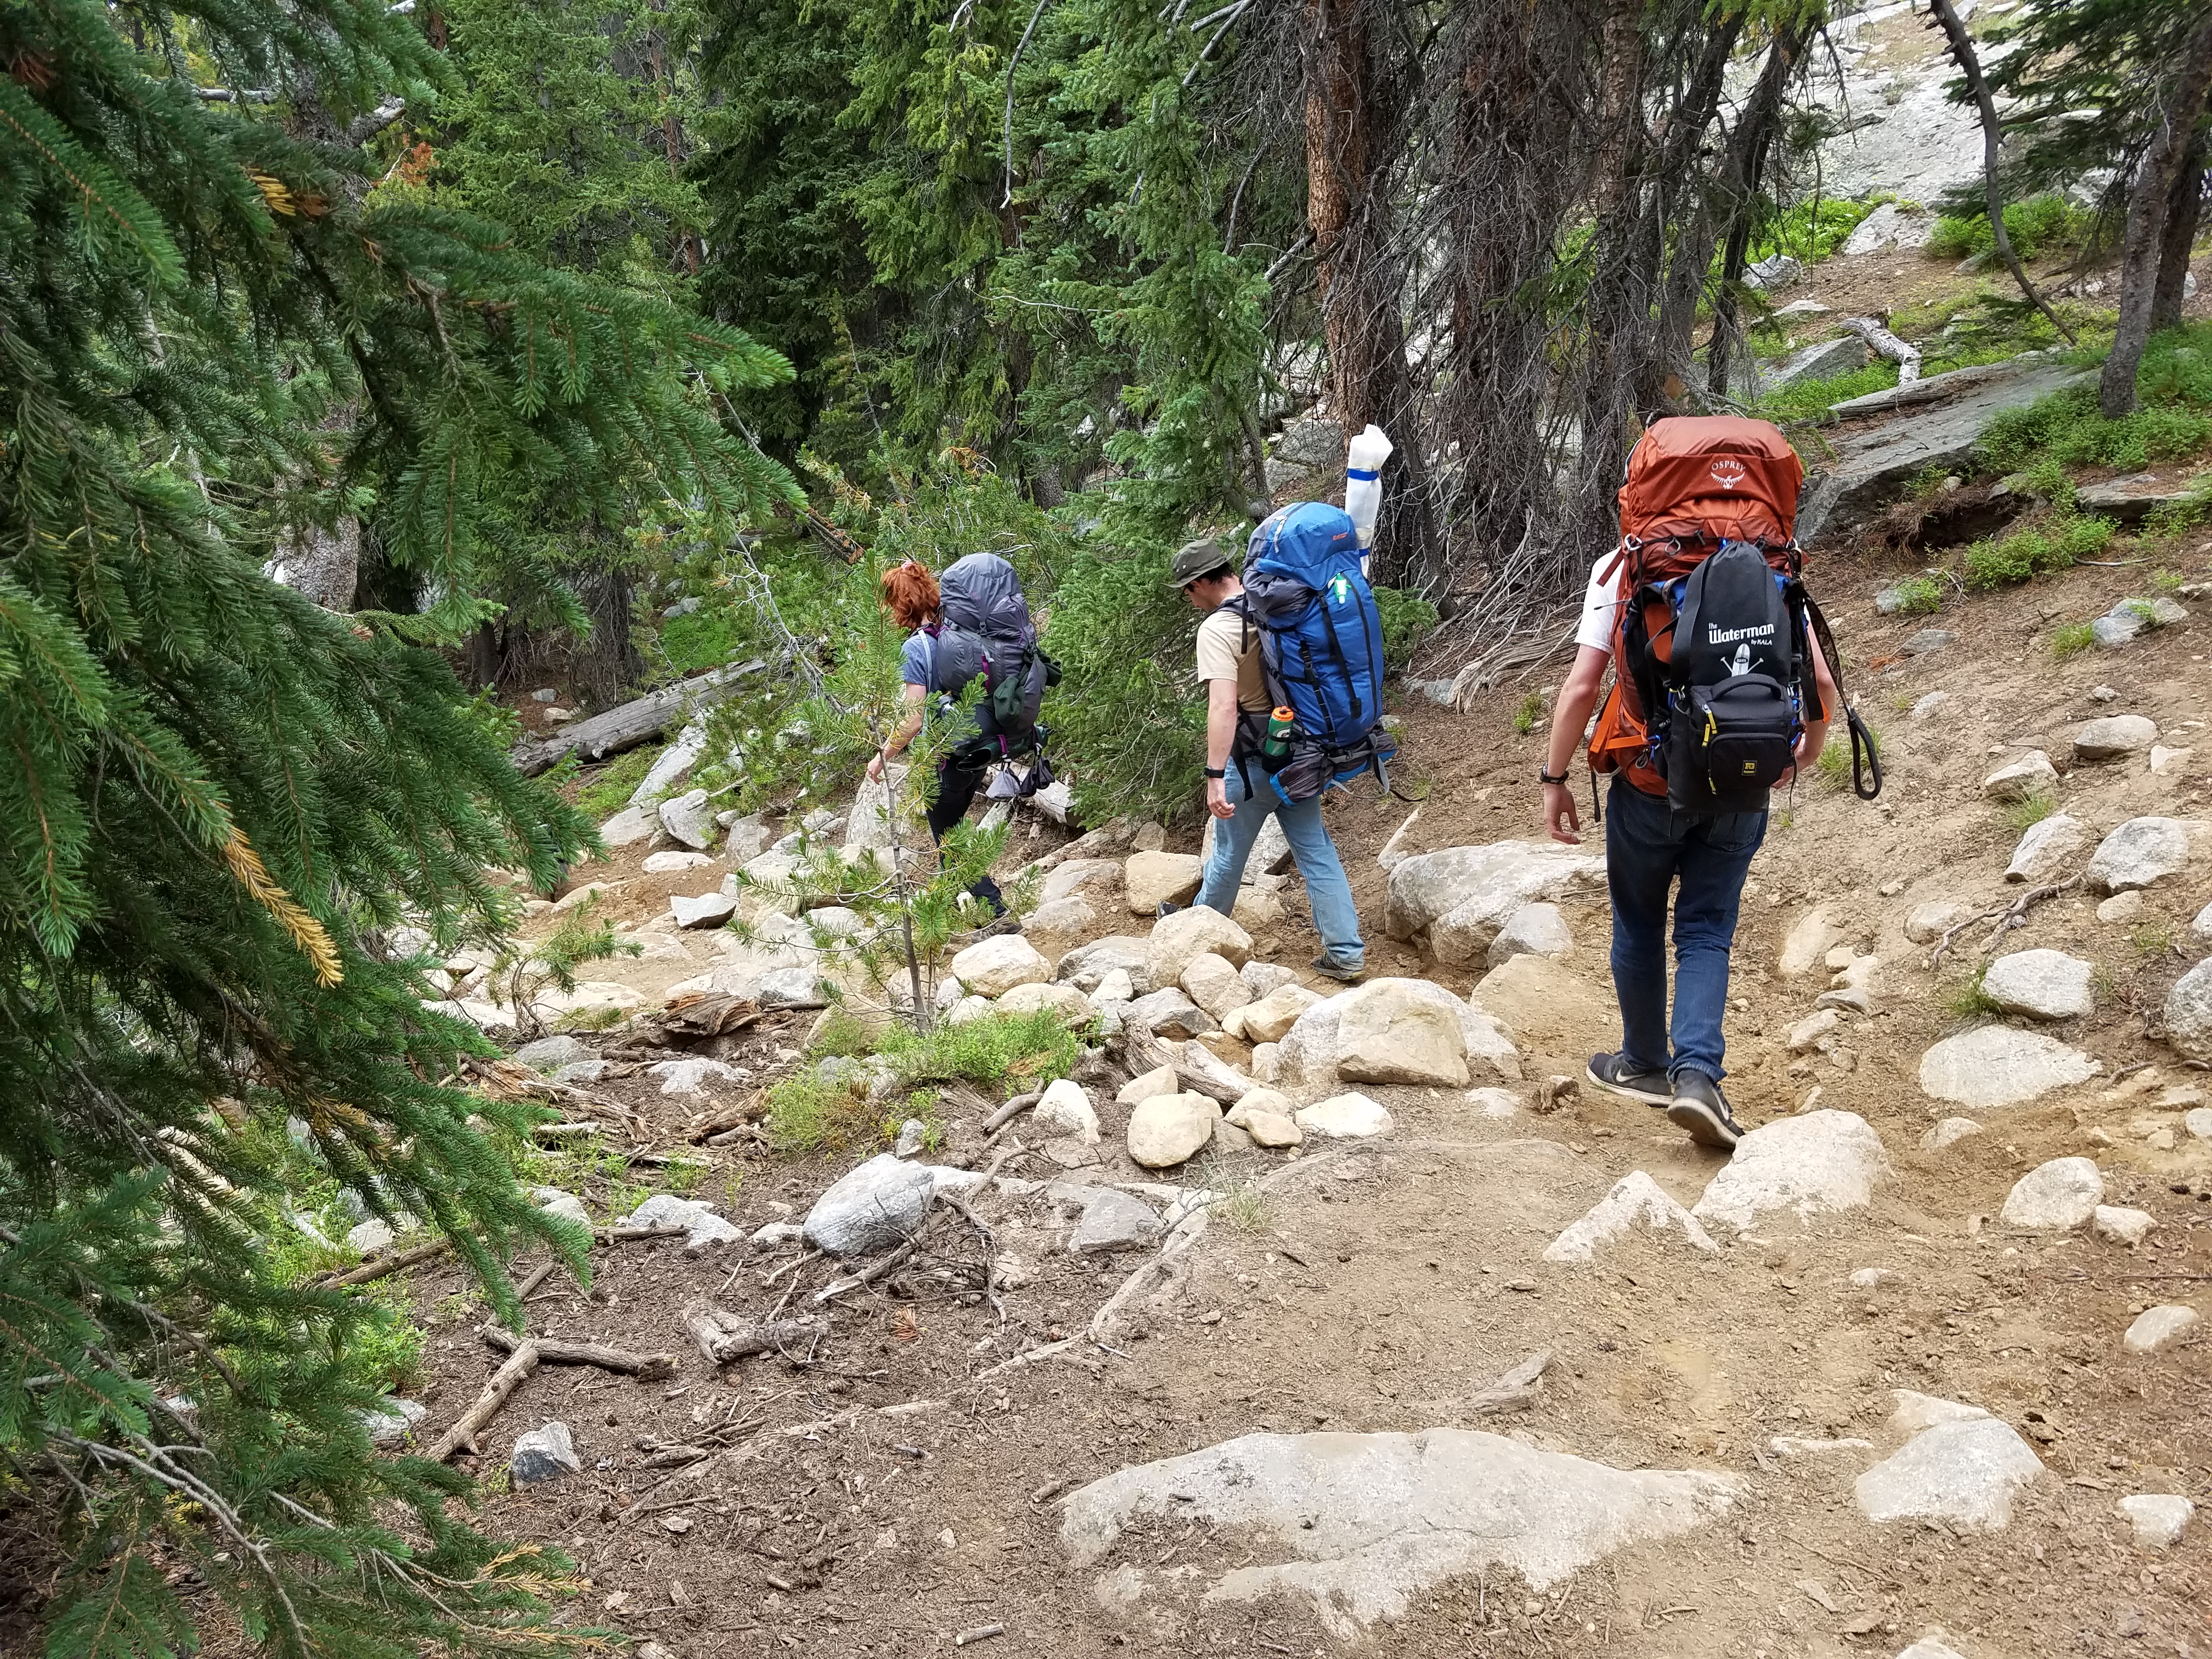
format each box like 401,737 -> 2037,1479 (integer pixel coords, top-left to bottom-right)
1206,688 -> 1238,770
883,708 -> 924,756
1545,676 -> 1604,777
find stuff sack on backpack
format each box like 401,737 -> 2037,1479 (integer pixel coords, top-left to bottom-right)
1234,502 -> 1395,803
928,552 -> 1053,759
1657,539 -> 1803,814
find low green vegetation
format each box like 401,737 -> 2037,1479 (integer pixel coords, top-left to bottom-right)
1962,514 -> 2115,590
1750,193 -> 1887,267
574,740 -> 665,819
1944,968 -> 2003,1022
1888,575 -> 1945,615
1816,719 -> 1878,791
1925,193 -> 2093,264
1512,692 -> 1545,735
765,1008 -> 1082,1152
2002,787 -> 2059,833
1375,585 -> 1441,663
1980,322 -> 2212,475
2132,924 -> 2175,960
2050,622 -> 2097,661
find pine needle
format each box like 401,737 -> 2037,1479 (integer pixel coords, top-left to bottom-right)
218,827 -> 342,986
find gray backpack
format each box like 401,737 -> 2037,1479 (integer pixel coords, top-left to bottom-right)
918,554 -> 1054,758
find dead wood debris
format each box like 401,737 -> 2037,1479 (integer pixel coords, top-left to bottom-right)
684,1301 -> 831,1365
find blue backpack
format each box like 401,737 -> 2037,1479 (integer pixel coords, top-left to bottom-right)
1224,503 -> 1396,803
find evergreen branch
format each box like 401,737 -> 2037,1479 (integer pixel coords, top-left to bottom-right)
217,825 -> 343,986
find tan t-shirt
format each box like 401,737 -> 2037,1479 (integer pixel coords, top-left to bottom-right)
1195,606 -> 1270,713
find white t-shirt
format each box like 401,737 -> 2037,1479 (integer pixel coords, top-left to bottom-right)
1573,556 -> 1622,657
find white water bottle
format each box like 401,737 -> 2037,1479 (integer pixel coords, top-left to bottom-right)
1345,424 -> 1392,575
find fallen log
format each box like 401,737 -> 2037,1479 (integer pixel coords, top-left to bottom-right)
311,1236 -> 453,1289
1839,315 -> 1923,387
1124,1028 -> 1246,1105
510,659 -> 765,777
682,1301 -> 830,1364
427,1340 -> 539,1460
481,1324 -> 676,1379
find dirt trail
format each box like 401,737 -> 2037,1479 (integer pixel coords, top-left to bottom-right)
398,533 -> 2212,1659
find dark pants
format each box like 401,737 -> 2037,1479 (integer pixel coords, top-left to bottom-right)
927,753 -> 1004,914
1604,776 -> 1766,1084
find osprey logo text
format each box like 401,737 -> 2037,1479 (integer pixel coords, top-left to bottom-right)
1709,457 -> 1747,490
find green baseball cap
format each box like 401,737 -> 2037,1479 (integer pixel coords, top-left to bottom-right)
1167,537 -> 1233,589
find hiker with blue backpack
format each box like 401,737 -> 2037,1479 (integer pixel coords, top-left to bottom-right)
1170,482 -> 1397,985
1539,416 -> 1880,1152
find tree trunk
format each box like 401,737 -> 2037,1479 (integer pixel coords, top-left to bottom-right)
1706,18 -> 1813,402
2149,137 -> 2205,334
269,518 -> 362,612
1927,0 -> 2073,345
2099,18 -> 2212,419
1302,0 -> 1441,592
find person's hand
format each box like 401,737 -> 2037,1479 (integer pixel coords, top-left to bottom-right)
865,750 -> 885,783
1773,730 -> 1822,790
1543,781 -> 1581,845
1206,776 -> 1234,820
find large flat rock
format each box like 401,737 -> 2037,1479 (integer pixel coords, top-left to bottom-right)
1855,1417 -> 2042,1531
1918,1025 -> 2100,1108
1691,1110 -> 1888,1232
1798,360 -> 2096,542
1062,1429 -> 1739,1637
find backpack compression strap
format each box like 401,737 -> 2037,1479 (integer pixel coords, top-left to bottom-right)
1798,592 -> 1882,802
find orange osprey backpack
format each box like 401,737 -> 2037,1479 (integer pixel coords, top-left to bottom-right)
1587,416 -> 1881,814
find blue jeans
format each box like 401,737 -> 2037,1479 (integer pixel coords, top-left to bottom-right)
1605,777 -> 1765,1083
1194,766 -> 1363,968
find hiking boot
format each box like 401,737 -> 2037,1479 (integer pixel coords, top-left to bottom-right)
1667,1070 -> 1742,1152
1585,1052 -> 1672,1108
1311,955 -> 1367,984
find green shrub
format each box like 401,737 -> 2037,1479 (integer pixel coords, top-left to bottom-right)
1979,324 -> 2212,475
1963,515 -> 2108,589
1756,359 -> 1900,423
1816,719 -> 1877,791
1926,194 -> 2090,263
2050,622 -> 2096,659
1512,692 -> 1544,734
1889,575 -> 1944,615
1374,585 -> 1441,664
659,603 -> 745,676
2002,786 -> 2058,832
1750,194 -> 1887,267
876,1007 -> 1082,1090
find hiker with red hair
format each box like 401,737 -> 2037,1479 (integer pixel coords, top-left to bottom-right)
867,556 -> 1051,927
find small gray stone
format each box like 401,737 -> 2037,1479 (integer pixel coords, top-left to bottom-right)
550,1058 -> 608,1086
670,890 -> 737,929
2168,959 -> 2212,1060
1854,1417 -> 2042,1530
2091,1205 -> 2156,1247
1980,949 -> 2095,1020
2000,1156 -> 2103,1229
1921,1118 -> 1982,1151
1124,986 -> 1216,1039
1909,690 -> 1952,722
514,1034 -> 591,1073
2006,814 -> 2087,883
803,1153 -> 937,1256
650,1057 -> 740,1097
1240,960 -> 1299,997
756,966 -> 827,1008
2085,816 -> 2197,893
2075,714 -> 2158,761
1918,1026 -> 2100,1108
894,1118 -> 927,1158
628,1193 -> 741,1249
1900,628 -> 1952,657
534,1187 -> 591,1229
2121,1304 -> 2200,1354
510,1421 -> 582,1486
1070,1188 -> 1162,1255
2116,1493 -> 2193,1547
346,1218 -> 396,1255
360,1396 -> 428,1447
724,812 -> 770,862
1981,751 -> 2057,802
1745,252 -> 1803,291
658,788 -> 719,850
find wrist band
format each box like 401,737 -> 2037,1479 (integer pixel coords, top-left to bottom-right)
1203,766 -> 1226,779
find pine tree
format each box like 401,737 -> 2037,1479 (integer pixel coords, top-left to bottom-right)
0,0 -> 791,1651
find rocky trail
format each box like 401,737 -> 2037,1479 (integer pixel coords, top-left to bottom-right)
352,524 -> 2212,1659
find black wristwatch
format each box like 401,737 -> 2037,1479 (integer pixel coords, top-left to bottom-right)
1203,766 -> 1227,779
1538,766 -> 1570,786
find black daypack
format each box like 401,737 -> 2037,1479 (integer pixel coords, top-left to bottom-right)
921,554 -> 1058,761
1622,538 -> 1876,816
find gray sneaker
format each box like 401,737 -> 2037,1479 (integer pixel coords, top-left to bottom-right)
1666,1070 -> 1741,1151
1311,955 -> 1367,984
1585,1052 -> 1671,1108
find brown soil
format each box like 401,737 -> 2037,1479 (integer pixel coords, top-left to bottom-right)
368,523 -> 2212,1658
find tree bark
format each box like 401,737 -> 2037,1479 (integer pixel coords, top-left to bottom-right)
1926,0 -> 2074,345
2149,136 -> 2205,333
2100,18 -> 2212,419
1302,0 -> 1441,592
1706,18 -> 1813,402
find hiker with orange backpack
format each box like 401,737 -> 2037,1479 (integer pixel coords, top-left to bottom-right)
1538,417 -> 1879,1152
